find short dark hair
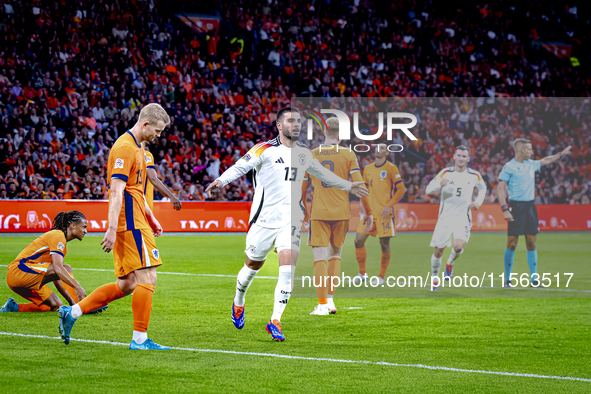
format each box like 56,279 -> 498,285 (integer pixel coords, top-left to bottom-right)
276,107 -> 300,124
513,138 -> 532,149
455,145 -> 469,153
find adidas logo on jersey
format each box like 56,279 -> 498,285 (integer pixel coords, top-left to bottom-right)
275,158 -> 285,163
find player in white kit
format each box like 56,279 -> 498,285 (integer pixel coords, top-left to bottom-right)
205,107 -> 368,341
426,145 -> 487,291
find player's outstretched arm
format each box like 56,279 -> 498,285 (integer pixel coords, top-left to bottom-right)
147,168 -> 182,210
101,178 -> 125,253
307,159 -> 369,197
51,253 -> 87,302
209,149 -> 262,196
540,145 -> 572,167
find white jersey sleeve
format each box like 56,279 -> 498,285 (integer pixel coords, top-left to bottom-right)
217,143 -> 265,186
426,167 -> 453,195
473,170 -> 487,206
306,158 -> 352,192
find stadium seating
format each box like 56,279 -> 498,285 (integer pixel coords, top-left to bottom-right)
0,0 -> 589,204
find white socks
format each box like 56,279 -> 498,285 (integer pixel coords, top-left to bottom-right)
133,330 -> 147,344
234,264 -> 260,307
446,248 -> 464,265
431,254 -> 442,283
327,294 -> 335,306
271,265 -> 293,322
71,304 -> 82,319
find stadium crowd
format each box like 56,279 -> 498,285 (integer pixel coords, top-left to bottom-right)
0,0 -> 589,205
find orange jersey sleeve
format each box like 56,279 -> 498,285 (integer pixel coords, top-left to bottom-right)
11,230 -> 67,273
107,132 -> 149,232
144,150 -> 155,211
385,164 -> 405,207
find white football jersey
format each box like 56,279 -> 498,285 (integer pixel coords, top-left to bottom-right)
426,166 -> 487,223
218,136 -> 353,228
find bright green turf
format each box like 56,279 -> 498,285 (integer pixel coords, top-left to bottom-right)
0,233 -> 590,393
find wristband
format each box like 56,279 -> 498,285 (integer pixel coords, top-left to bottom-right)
502,205 -> 509,212
559,152 -> 563,158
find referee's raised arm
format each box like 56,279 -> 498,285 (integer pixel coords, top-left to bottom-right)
540,145 -> 572,167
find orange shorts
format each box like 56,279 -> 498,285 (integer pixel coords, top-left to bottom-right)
308,220 -> 349,248
6,264 -> 53,306
114,228 -> 162,278
357,217 -> 396,238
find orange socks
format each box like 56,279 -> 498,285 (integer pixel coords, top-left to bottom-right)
313,260 -> 328,304
18,303 -> 52,312
355,246 -> 367,274
379,252 -> 391,278
79,282 -> 125,314
327,257 -> 341,295
132,283 -> 155,332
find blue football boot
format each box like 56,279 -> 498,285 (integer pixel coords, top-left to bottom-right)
129,338 -> 171,350
0,298 -> 18,312
58,305 -> 77,345
444,264 -> 454,281
266,319 -> 285,341
231,299 -> 245,329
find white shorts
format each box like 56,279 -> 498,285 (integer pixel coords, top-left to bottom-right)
429,219 -> 471,248
245,222 -> 302,261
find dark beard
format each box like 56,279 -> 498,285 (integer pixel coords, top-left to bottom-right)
282,130 -> 299,141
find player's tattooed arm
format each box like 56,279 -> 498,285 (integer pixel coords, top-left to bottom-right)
147,167 -> 182,210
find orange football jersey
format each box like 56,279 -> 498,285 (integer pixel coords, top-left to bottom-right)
107,131 -> 149,232
306,144 -> 363,221
363,161 -> 403,218
10,230 -> 67,275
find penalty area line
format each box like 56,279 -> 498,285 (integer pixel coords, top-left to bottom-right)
0,332 -> 589,383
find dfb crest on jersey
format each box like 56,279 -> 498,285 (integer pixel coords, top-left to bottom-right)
380,170 -> 387,180
152,248 -> 159,260
299,154 -> 306,165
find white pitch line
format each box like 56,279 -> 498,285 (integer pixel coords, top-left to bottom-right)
0,265 -> 281,280
0,332 -> 589,383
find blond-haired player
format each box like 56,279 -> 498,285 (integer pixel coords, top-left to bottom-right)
354,143 -> 406,285
302,117 -> 373,315
58,103 -> 171,350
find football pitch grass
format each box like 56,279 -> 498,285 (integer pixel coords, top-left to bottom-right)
0,232 -> 589,393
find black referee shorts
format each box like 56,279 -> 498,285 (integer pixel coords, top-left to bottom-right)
508,200 -> 539,237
